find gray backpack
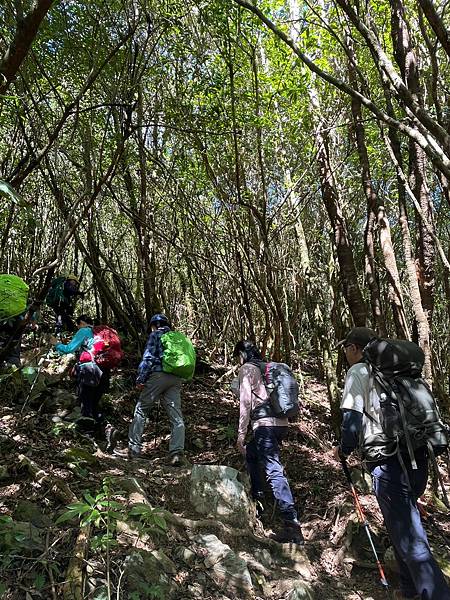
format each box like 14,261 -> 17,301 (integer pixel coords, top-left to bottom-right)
250,361 -> 300,420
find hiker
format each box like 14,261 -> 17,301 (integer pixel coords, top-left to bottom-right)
333,326 -> 450,600
233,340 -> 304,545
0,274 -> 30,368
51,315 -> 111,439
120,313 -> 187,465
0,315 -> 23,367
47,274 -> 84,333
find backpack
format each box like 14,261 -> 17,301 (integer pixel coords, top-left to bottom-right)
79,325 -> 123,370
361,338 -> 449,470
250,361 -> 300,420
46,277 -> 66,309
161,331 -> 196,380
0,274 -> 29,322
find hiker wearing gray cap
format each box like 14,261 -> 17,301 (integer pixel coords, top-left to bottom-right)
333,327 -> 450,600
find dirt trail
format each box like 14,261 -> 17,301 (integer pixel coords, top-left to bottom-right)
0,358 -> 449,599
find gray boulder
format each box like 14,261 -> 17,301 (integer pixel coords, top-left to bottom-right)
189,465 -> 252,527
194,534 -> 253,597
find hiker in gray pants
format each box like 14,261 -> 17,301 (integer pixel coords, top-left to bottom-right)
129,371 -> 184,459
122,313 -> 186,466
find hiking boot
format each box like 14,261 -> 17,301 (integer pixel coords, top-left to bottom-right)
75,416 -> 97,434
167,453 -> 187,467
393,591 -> 420,600
113,447 -> 141,460
105,425 -> 119,454
271,520 -> 305,545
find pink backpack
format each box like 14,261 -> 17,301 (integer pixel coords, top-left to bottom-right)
79,325 -> 123,370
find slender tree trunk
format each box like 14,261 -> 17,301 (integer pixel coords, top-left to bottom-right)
377,207 -> 410,339
311,96 -> 367,326
0,0 -> 54,96
417,0 -> 450,60
348,46 -> 385,335
390,0 -> 436,328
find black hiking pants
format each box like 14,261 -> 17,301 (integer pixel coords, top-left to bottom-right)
77,369 -> 110,433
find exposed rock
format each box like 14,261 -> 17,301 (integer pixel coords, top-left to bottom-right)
187,583 -> 204,598
123,550 -> 176,598
151,549 -> 177,574
267,578 -> 314,600
64,406 -> 81,421
13,500 -> 52,528
190,465 -> 252,527
175,546 -> 197,565
238,551 -> 271,577
194,533 -> 253,597
0,521 -> 44,554
253,548 -> 273,569
52,388 -> 77,408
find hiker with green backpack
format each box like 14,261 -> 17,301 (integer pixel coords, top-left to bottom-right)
333,327 -> 450,600
0,274 -> 30,367
121,313 -> 195,466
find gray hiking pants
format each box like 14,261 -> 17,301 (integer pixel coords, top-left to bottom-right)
129,372 -> 184,455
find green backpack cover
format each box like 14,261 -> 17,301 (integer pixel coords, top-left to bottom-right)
161,331 -> 196,380
46,277 -> 66,309
0,274 -> 29,321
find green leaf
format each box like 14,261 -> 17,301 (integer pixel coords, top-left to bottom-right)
34,573 -> 46,590
55,510 -> 79,524
153,515 -> 167,531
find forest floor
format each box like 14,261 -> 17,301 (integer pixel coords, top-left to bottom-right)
0,346 -> 450,599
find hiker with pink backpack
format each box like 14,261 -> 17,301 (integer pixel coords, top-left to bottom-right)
51,315 -> 123,446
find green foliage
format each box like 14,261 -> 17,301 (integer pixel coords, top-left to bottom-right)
51,421 -> 76,437
57,479 -> 167,555
216,424 -> 235,442
129,583 -> 166,600
0,515 -> 25,553
128,503 -> 167,535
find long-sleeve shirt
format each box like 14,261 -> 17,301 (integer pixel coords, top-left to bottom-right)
238,362 -> 288,441
55,326 -> 93,355
136,326 -> 170,384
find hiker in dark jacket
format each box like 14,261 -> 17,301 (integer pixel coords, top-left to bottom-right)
117,313 -> 186,465
333,327 -> 450,600
49,274 -> 84,333
233,340 -> 304,545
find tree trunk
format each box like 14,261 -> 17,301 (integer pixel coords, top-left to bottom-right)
312,104 -> 367,326
390,0 -> 436,328
348,44 -> 386,335
0,0 -> 54,96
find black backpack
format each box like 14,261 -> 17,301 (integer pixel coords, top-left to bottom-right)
361,338 -> 449,500
250,361 -> 300,420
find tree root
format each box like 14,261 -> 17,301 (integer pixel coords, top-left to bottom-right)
18,453 -> 77,503
62,524 -> 91,600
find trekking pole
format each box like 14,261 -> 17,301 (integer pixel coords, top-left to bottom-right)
154,399 -> 160,449
340,457 -> 389,592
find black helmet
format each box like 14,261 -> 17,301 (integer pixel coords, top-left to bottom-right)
149,313 -> 169,327
233,340 -> 262,363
